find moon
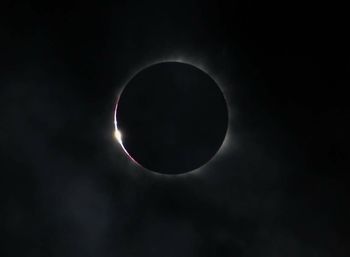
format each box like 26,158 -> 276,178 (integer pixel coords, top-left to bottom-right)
115,61 -> 228,175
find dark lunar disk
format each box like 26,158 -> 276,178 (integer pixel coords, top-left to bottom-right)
116,62 -> 228,175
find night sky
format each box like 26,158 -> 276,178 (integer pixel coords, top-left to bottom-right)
1,0 -> 349,256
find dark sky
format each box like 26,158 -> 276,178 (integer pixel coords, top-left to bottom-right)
1,0 -> 349,256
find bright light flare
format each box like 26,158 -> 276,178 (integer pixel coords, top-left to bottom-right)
114,129 -> 123,144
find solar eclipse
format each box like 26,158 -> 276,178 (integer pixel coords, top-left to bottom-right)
114,61 -> 229,175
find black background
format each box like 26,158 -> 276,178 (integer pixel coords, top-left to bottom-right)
1,0 -> 349,256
